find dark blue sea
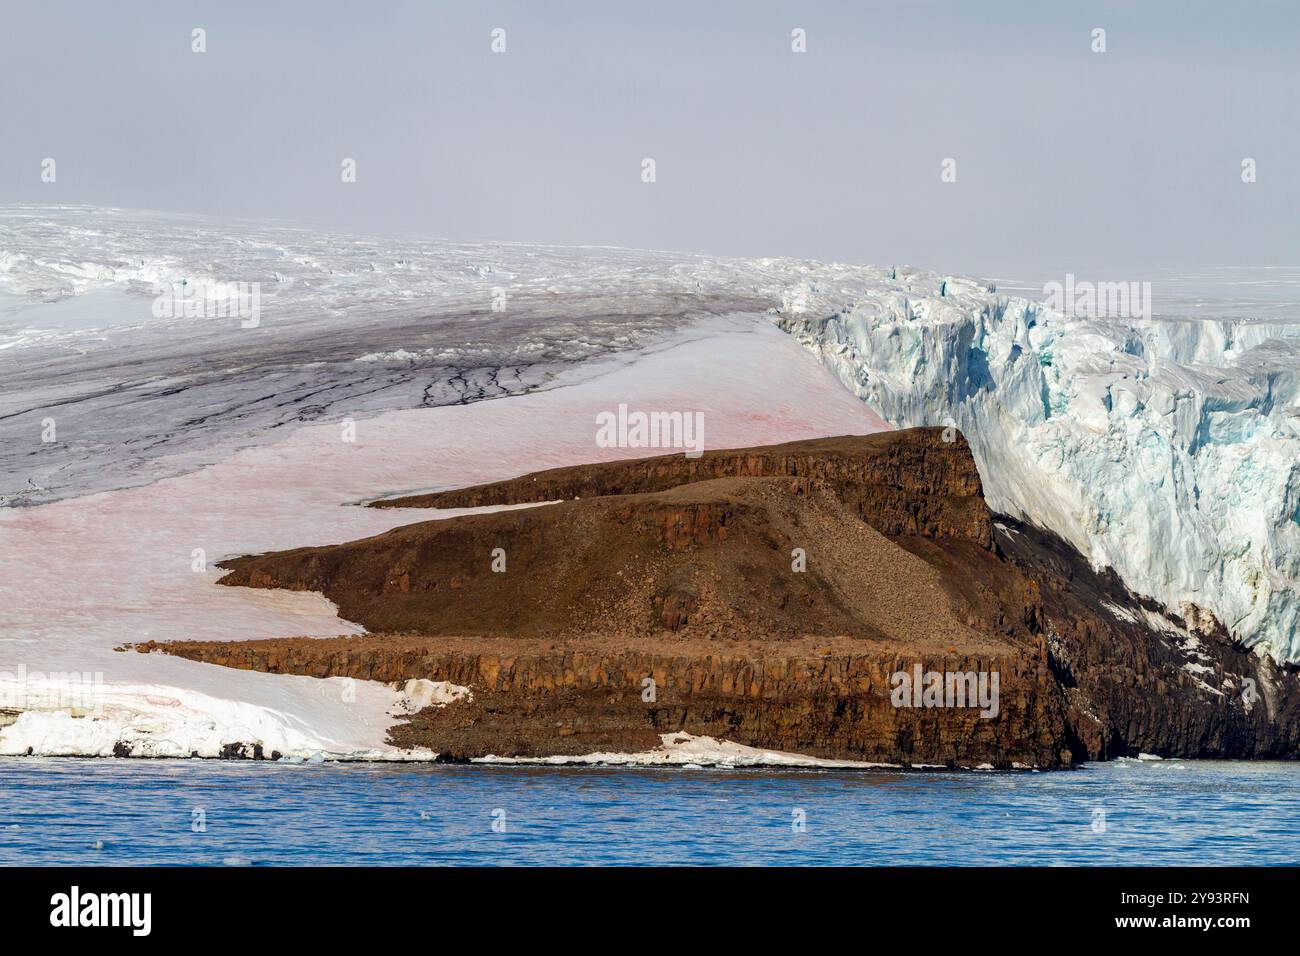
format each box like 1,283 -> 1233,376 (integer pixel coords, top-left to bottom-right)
3,757 -> 1298,866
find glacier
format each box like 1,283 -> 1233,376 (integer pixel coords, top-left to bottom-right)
4,204 -> 1300,676
777,270 -> 1300,664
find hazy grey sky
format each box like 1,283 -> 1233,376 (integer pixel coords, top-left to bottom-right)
2,1 -> 1296,274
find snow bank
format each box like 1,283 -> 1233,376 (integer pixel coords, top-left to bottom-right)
475,732 -> 901,769
0,677 -> 439,760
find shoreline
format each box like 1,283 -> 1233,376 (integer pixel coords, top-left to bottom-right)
3,749 -> 1292,771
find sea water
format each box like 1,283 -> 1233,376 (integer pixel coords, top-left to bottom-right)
3,757 -> 1297,866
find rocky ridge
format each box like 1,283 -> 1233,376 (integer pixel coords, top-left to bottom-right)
140,429 -> 1300,767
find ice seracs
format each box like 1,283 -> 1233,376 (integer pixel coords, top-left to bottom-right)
778,271 -> 1300,664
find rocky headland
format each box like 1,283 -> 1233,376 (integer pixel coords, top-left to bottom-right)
136,429 -> 1300,768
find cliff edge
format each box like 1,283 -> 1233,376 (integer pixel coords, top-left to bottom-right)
140,429 -> 1300,767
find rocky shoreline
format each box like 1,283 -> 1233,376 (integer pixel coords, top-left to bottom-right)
135,428 -> 1300,768
135,633 -> 1068,767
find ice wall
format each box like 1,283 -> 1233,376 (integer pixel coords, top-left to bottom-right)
778,271 -> 1300,663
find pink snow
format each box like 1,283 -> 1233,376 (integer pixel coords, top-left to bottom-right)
0,316 -> 887,757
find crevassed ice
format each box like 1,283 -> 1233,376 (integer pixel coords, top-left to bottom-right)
778,271 -> 1300,664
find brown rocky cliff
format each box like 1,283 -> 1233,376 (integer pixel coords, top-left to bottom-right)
189,428 -> 1068,765
996,517 -> 1300,760
370,429 -> 994,548
137,634 -> 1068,768
139,427 -> 1300,766
217,478 -> 1015,647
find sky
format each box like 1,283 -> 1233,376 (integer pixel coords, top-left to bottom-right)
1,0 -> 1297,275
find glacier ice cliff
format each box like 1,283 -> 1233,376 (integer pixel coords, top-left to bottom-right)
777,269 -> 1300,665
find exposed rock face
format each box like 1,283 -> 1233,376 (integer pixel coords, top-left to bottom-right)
217,432 -> 1010,647
137,635 -> 1067,768
371,431 -> 995,547
145,428 -> 1300,767
996,518 -> 1300,760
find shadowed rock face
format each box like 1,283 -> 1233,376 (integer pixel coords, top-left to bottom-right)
996,518 -> 1300,761
133,634 -> 1066,767
144,428 -> 1300,767
371,430 -> 996,547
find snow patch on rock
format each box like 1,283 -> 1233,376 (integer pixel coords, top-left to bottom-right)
474,732 -> 901,769
390,679 -> 471,714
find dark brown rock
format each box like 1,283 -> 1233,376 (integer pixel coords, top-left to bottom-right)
134,428 -> 1300,767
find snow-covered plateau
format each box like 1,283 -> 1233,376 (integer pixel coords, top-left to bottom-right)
2,204 -> 1299,761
